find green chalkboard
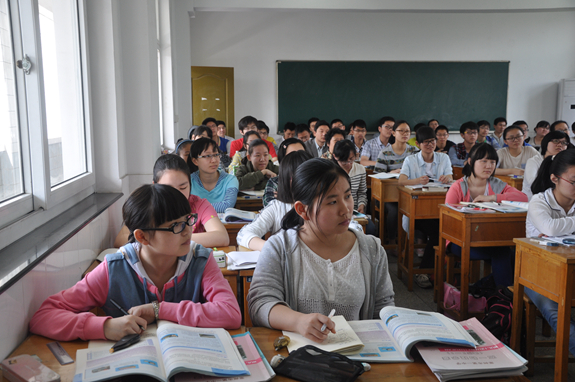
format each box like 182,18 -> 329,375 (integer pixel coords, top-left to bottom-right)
277,61 -> 508,132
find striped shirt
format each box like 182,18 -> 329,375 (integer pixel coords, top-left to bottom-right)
348,162 -> 367,210
374,145 -> 418,173
360,136 -> 391,162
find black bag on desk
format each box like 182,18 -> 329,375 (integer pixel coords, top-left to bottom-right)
273,345 -> 365,382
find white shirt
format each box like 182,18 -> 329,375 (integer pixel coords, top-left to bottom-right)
522,155 -> 544,200
526,188 -> 575,237
496,146 -> 541,170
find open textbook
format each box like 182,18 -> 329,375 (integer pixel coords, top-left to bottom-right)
283,307 -> 476,361
459,201 -> 527,213
220,208 -> 257,223
74,321 -> 250,382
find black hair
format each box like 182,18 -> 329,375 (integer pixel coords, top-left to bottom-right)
188,138 -> 220,172
216,120 -> 226,127
152,154 -> 191,185
503,125 -> 524,140
238,115 -> 257,132
314,120 -> 330,131
202,117 -> 217,126
123,183 -> 191,243
188,125 -> 199,140
513,120 -> 528,127
379,116 -> 395,126
477,120 -> 490,128
435,125 -> 449,134
353,119 -> 367,130
462,143 -> 499,178
283,122 -> 296,132
175,139 -> 193,156
540,131 -> 570,157
535,120 -> 550,130
413,123 -> 426,132
550,120 -> 569,132
330,119 -> 343,127
393,120 -> 410,131
241,131 -> 261,152
325,128 -> 346,148
531,149 -> 575,196
416,126 -> 436,143
332,139 -> 356,163
295,124 -> 310,135
277,150 -> 313,203
241,138 -> 268,165
494,117 -> 507,125
281,158 -> 351,231
256,120 -> 270,133
194,125 -> 213,139
277,137 -> 305,163
428,119 -> 439,125
308,117 -> 319,127
459,121 -> 479,134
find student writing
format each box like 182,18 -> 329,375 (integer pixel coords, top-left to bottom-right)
30,183 -> 241,341
247,159 -> 395,342
235,139 -> 279,191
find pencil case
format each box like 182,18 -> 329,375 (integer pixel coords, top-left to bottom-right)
273,345 -> 365,382
2,354 -> 60,382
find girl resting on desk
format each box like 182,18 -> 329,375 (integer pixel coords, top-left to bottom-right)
235,139 -> 279,191
114,154 -> 229,248
189,138 -> 239,213
30,183 -> 241,341
247,159 -> 395,342
445,143 -> 528,286
525,149 -> 575,356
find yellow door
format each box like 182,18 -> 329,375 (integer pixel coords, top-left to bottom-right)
191,66 -> 234,137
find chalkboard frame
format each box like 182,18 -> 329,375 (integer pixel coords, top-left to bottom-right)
277,61 -> 509,133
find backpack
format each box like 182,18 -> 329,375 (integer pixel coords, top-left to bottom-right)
480,287 -> 513,344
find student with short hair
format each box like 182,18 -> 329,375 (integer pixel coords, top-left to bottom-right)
264,138 -> 306,207
513,120 -> 529,137
351,119 -> 368,157
522,131 -> 569,200
360,116 -> 395,166
448,121 -> 479,167
203,117 -> 230,153
407,123 -> 426,147
331,118 -> 345,130
228,131 -> 261,173
477,120 -> 492,145
304,120 -> 330,158
528,120 -> 550,151
113,154 -> 229,248
428,119 -> 439,130
446,143 -> 527,286
192,125 -> 213,140
495,125 -> 541,176
551,120 -> 570,135
489,117 -> 507,148
277,122 -> 296,146
247,159 -> 395,341
229,116 -> 278,160
235,139 -> 280,191
216,120 -> 234,142
434,125 -> 455,153
321,128 -> 346,160
374,120 -> 417,173
308,117 -> 319,137
525,149 -> 575,357
257,120 -> 277,148
33,182 -> 241,341
296,123 -> 312,143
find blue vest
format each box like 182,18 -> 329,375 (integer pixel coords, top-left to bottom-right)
102,243 -> 210,317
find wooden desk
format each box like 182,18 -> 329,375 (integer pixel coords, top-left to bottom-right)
370,177 -> 399,248
224,221 -> 249,246
240,269 -> 255,327
235,196 -> 263,212
219,246 -> 239,300
495,174 -> 524,190
355,216 -> 368,233
397,186 -> 447,291
365,167 -> 374,190
510,238 -> 575,382
452,166 -> 464,180
248,327 -> 530,382
436,205 -> 526,320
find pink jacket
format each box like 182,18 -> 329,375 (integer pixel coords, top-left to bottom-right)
445,177 -> 528,205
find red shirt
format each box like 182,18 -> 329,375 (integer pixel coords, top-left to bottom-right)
229,138 -> 277,158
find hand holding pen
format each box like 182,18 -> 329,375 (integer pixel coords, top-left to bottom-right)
296,310 -> 336,343
103,299 -> 147,342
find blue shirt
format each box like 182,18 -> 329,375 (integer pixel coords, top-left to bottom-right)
400,151 -> 453,180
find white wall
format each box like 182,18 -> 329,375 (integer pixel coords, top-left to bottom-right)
183,9 -> 575,138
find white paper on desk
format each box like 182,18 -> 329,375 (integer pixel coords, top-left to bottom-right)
544,234 -> 575,246
226,251 -> 260,266
368,172 -> 399,179
239,190 -> 264,197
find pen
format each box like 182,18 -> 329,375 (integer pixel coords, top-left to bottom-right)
321,309 -> 336,332
110,299 -> 145,330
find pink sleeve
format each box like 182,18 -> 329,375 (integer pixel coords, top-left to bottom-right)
29,261 -> 111,341
158,255 -> 242,329
191,196 -> 218,233
445,180 -> 465,204
495,184 -> 528,203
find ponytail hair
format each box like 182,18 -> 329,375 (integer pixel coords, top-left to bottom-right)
281,158 -> 350,231
153,154 -> 191,185
462,143 -> 498,178
540,131 -> 569,156
531,149 -> 575,196
277,150 -> 313,203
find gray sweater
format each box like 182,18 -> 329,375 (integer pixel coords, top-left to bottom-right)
247,228 -> 395,328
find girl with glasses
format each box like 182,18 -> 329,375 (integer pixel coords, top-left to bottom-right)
374,120 -> 418,173
190,138 -> 239,213
522,131 -> 569,200
525,149 -> 575,357
30,183 -> 241,341
235,139 -> 280,191
495,125 -> 541,176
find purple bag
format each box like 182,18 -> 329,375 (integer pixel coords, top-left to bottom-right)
443,282 -> 487,318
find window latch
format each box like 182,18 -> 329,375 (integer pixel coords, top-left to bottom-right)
16,55 -> 32,75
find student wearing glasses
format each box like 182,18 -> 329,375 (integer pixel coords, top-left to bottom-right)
236,139 -> 279,191
190,138 -> 239,213
374,120 -> 418,173
448,121 -> 479,167
527,120 -> 550,151
351,119 -> 368,157
30,183 -> 241,341
434,125 -> 456,153
360,116 -> 395,167
522,131 -> 569,200
495,125 -> 541,176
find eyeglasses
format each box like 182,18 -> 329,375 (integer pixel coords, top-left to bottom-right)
421,139 -> 436,146
436,134 -> 449,138
382,125 -> 394,130
141,214 -> 198,234
197,153 -> 221,160
464,131 -> 478,135
550,139 -> 569,147
337,159 -> 354,165
536,126 -> 550,130
395,129 -> 411,135
558,176 -> 575,187
505,135 -> 524,142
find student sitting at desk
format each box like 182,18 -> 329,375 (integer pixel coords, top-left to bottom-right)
525,149 -> 575,356
228,130 -> 261,173
295,123 -> 312,143
31,183 -> 241,341
434,125 -> 456,154
320,128 -> 346,160
175,138 -> 192,163
237,150 -> 313,251
114,154 -> 229,248
374,120 -> 418,173
189,138 -> 239,213
445,143 -> 528,286
476,120 -> 497,148
247,159 -> 395,342
522,131 -> 569,200
398,127 -> 453,289
526,120 -> 550,151
263,138 -> 306,207
229,115 -> 278,160
495,125 -> 541,176
448,121 -> 478,167
360,116 -> 395,167
235,139 -> 279,191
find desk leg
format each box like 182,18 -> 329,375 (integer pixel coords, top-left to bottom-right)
460,245 -> 470,320
510,282 -> 524,353
406,216 -> 415,291
397,211 -> 404,281
555,270 -> 574,382
437,235 -> 446,313
243,275 -> 253,327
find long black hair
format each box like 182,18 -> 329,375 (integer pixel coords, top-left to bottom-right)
531,149 -> 575,196
332,139 -> 356,163
189,138 -> 220,173
281,158 -> 350,231
540,131 -> 569,157
277,137 -> 305,163
277,150 -> 313,203
123,183 -> 191,243
462,143 -> 499,178
153,154 -> 191,185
